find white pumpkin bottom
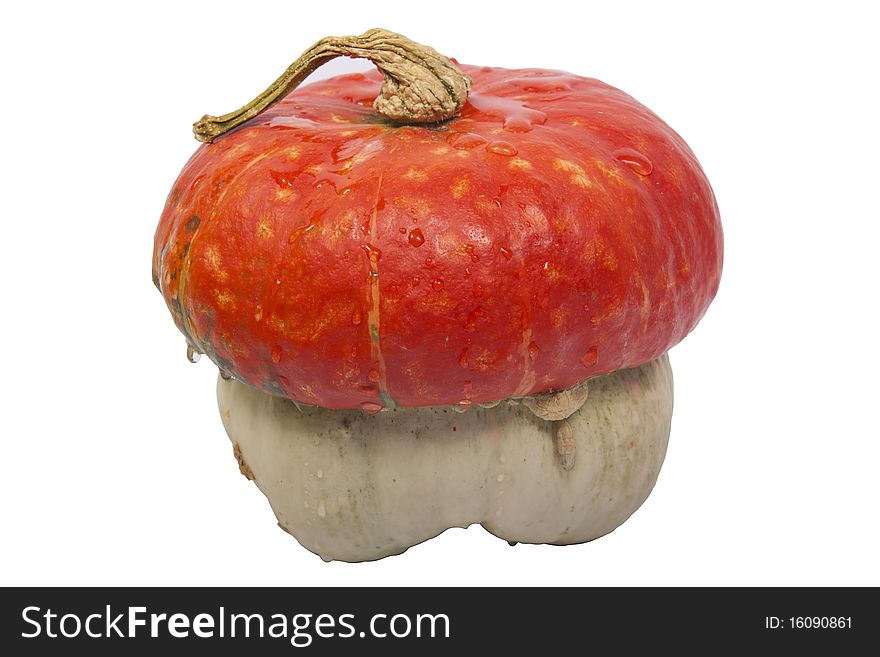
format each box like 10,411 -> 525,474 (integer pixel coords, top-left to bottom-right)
217,354 -> 673,562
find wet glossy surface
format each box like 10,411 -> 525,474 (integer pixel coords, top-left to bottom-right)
154,65 -> 722,409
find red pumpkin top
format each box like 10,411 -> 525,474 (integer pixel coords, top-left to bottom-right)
153,40 -> 722,410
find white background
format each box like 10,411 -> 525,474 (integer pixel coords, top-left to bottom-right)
2,1 -> 878,586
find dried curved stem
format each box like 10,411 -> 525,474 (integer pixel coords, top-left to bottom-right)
193,28 -> 471,142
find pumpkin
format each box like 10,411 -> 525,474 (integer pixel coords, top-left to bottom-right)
153,29 -> 722,561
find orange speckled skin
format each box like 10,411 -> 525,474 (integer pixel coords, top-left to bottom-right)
153,65 -> 722,409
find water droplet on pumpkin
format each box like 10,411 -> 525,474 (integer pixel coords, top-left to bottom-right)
581,346 -> 599,367
270,170 -> 295,188
431,279 -> 444,291
412,276 -> 421,287
186,344 -> 201,363
408,228 -> 425,247
331,140 -> 358,163
360,401 -> 382,415
517,76 -> 573,93
269,115 -> 320,130
361,243 -> 382,261
288,223 -> 316,244
613,147 -> 653,176
368,368 -> 380,383
467,93 -> 548,132
504,118 -> 533,132
351,308 -> 362,325
528,341 -> 539,360
459,348 -> 469,369
486,141 -> 518,156
454,399 -> 472,413
398,227 -> 406,234
465,243 -> 480,262
271,345 -> 282,363
451,132 -> 488,150
425,256 -> 434,268
313,178 -> 336,191
499,246 -> 513,260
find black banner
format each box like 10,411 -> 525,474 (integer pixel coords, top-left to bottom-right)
1,588 -> 874,653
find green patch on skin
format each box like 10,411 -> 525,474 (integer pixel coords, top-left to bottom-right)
378,388 -> 396,410
367,324 -> 397,410
358,115 -> 398,127
262,379 -> 287,397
